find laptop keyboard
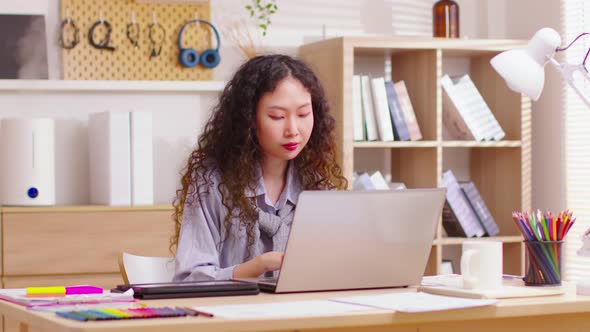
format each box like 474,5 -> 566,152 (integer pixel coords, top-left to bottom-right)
259,277 -> 278,284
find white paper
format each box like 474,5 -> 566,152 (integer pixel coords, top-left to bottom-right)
0,288 -> 134,308
330,292 -> 498,313
193,300 -> 372,319
420,274 -> 564,299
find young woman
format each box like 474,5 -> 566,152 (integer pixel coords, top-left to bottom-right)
171,54 -> 347,281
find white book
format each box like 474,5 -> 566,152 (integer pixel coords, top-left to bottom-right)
455,75 -> 505,141
441,75 -> 484,141
370,77 -> 395,141
352,173 -> 376,190
88,111 -> 131,206
370,171 -> 391,190
130,111 -> 154,206
360,76 -> 379,141
352,75 -> 365,141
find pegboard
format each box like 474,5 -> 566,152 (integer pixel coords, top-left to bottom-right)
60,0 -> 214,80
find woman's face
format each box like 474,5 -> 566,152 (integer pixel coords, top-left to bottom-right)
256,76 -> 314,164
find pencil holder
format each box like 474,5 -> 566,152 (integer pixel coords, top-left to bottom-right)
524,240 -> 563,286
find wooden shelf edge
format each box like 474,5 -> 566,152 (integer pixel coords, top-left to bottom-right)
442,140 -> 522,148
1,204 -> 174,214
314,36 -> 528,52
353,141 -> 438,148
435,235 -> 524,245
0,79 -> 226,92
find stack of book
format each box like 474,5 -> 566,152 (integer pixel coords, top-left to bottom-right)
352,75 -> 422,142
441,170 -> 500,237
352,171 -> 406,191
441,74 -> 505,141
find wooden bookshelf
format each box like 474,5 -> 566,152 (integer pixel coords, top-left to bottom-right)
300,37 -> 531,276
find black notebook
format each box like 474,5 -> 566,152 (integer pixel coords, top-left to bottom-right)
112,280 -> 259,299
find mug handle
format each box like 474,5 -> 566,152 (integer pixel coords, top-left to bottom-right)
461,249 -> 478,289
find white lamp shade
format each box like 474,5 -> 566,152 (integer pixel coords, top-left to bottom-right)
490,27 -> 562,101
491,49 -> 545,100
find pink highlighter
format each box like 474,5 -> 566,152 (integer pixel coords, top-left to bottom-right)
65,286 -> 104,295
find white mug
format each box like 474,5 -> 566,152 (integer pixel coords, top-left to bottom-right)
460,241 -> 503,290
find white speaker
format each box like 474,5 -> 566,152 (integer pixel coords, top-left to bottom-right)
0,118 -> 56,206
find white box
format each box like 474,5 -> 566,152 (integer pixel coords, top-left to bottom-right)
130,111 -> 154,205
88,112 -> 131,206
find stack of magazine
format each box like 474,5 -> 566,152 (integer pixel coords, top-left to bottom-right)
441,170 -> 500,237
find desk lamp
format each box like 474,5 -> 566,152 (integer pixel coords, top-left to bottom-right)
490,27 -> 590,108
490,27 -> 590,295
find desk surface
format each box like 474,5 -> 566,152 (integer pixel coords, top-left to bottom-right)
3,285 -> 590,332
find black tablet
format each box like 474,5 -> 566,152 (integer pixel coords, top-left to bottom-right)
112,280 -> 259,299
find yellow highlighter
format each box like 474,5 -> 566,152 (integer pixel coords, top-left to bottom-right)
26,286 -> 66,297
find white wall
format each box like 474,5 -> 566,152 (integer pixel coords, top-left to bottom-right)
501,0 -> 565,211
0,0 -> 488,205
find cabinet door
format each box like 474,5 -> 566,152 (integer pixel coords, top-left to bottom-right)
3,210 -> 173,275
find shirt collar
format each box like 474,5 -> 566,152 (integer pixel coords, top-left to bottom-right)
244,161 -> 302,207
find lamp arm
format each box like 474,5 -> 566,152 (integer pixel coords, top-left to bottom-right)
549,57 -> 590,109
556,32 -> 590,69
556,32 -> 590,52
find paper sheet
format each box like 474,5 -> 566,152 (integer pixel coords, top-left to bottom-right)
420,274 -> 564,299
330,292 -> 498,313
193,300 -> 372,319
0,288 -> 134,308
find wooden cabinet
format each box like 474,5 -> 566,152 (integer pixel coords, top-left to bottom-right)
299,37 -> 531,276
0,205 -> 174,332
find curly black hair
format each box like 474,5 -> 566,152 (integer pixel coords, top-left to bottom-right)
171,54 -> 347,255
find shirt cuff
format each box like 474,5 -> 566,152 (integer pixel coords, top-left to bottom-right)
216,265 -> 237,280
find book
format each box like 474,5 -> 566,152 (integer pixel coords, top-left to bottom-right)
384,80 -> 411,141
370,77 -> 395,141
88,111 -> 132,205
352,173 -> 376,190
455,75 -> 505,141
460,181 -> 500,236
441,75 -> 505,141
393,81 -> 422,141
352,75 -> 365,141
130,111 -> 154,206
441,75 -> 478,140
369,171 -> 391,190
360,76 -> 379,141
441,170 -> 485,238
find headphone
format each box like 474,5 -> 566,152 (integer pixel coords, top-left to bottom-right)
177,19 -> 221,68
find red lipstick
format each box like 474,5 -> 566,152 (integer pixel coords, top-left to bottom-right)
282,143 -> 298,151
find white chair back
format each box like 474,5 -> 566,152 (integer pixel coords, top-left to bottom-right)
119,252 -> 175,284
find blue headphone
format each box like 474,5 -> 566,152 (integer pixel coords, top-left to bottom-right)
177,19 -> 221,68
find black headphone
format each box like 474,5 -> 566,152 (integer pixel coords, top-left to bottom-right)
177,19 -> 220,68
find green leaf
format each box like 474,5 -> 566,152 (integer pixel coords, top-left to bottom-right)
250,11 -> 254,17
269,10 -> 275,14
259,24 -> 267,29
258,15 -> 265,19
245,5 -> 252,10
266,3 -> 272,8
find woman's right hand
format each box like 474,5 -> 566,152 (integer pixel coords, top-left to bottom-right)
256,251 -> 284,273
232,251 -> 284,278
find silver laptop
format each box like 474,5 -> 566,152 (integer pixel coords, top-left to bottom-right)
241,188 -> 446,293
